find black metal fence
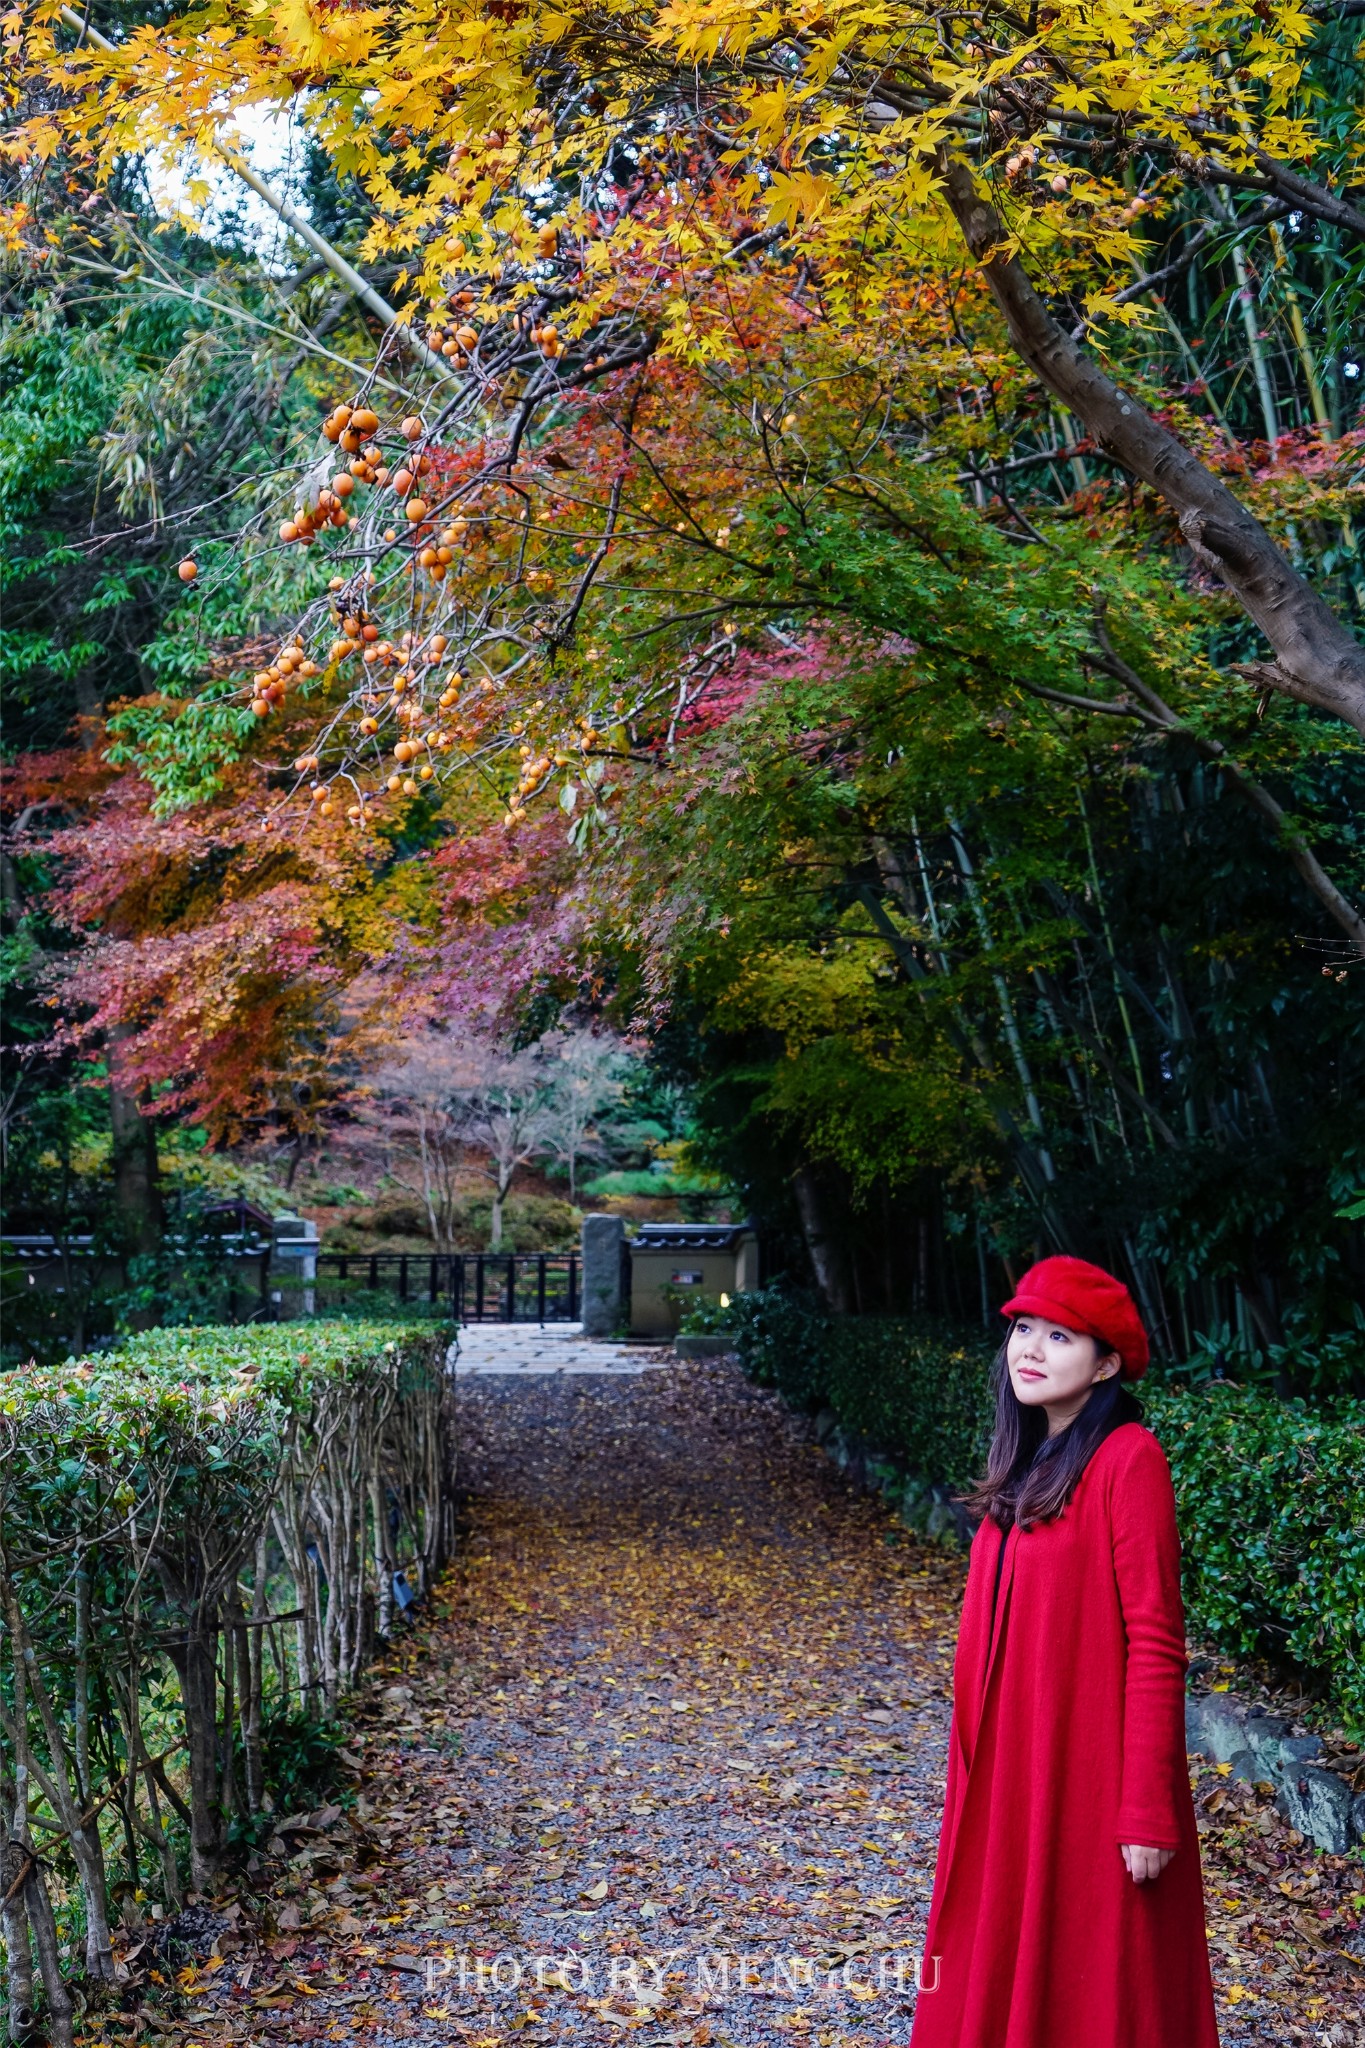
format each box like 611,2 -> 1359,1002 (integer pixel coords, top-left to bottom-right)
2,1238 -> 583,1340
312,1251 -> 579,1323
2,1234 -> 277,1356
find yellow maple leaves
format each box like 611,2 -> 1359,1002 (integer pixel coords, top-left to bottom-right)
762,171 -> 837,230
260,0 -> 382,69
10,0 -> 1358,404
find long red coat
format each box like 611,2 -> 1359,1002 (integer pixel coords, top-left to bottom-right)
909,1421 -> 1220,2048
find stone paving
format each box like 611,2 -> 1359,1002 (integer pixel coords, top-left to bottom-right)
452,1321 -> 673,1375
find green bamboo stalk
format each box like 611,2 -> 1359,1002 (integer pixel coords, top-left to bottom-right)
1076,787 -> 1155,1153
945,812 -> 1057,1182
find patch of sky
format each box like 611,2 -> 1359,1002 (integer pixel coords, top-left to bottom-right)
147,100 -> 316,273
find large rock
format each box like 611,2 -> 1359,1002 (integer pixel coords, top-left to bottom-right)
1276,1732 -> 1323,1768
1239,1710 -> 1291,1779
1185,1693 -> 1251,1765
1185,1693 -> 1359,1852
1276,1766 -> 1355,1856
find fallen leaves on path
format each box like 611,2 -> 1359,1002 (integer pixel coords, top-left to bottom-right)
92,1361 -> 1364,2048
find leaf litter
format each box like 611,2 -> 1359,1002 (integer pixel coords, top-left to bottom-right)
98,1362 -> 1364,2048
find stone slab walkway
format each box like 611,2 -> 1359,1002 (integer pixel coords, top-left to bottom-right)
452,1324 -> 672,1375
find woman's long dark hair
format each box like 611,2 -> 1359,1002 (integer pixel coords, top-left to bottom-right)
959,1333 -> 1144,1531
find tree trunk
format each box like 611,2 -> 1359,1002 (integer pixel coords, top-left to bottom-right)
1,1839 -> 36,2047
131,1736 -> 184,1913
18,1862 -> 72,2048
936,154 -> 1365,740
490,1169 -> 514,1251
165,1631 -> 224,1890
792,1166 -> 851,1313
108,1028 -> 162,1256
0,1584 -> 115,1981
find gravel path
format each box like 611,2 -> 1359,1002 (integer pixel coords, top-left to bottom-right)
390,1363 -> 964,2045
148,1360 -> 1364,2048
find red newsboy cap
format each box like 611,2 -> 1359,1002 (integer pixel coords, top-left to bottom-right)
1000,1255 -> 1150,1381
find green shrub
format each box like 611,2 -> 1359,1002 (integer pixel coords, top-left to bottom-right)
725,1284 -> 1365,1736
333,1191 -> 579,1252
0,1320 -> 452,1975
723,1289 -> 993,1479
815,1319 -> 995,1488
1145,1383 -> 1365,1737
721,1284 -> 833,1394
582,1168 -> 725,1199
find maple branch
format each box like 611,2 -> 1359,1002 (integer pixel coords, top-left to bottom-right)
825,50 -> 1365,239
548,21 -> 1365,246
1021,618 -> 1365,963
1021,683 -> 1170,727
1102,202 -> 1293,314
1179,126 -> 1365,240
950,440 -> 1118,488
935,151 -> 1365,742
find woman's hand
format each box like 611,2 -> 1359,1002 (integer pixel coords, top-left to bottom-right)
1121,1843 -> 1175,1883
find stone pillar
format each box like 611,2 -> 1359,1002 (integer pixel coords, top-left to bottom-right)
580,1214 -> 625,1338
272,1214 -> 319,1318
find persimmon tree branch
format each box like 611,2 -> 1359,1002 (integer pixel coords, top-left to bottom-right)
1015,616 -> 1365,961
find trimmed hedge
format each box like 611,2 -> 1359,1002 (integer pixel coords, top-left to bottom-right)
722,1287 -> 1365,1738
0,1322 -> 452,2038
729,1294 -> 994,1486
1150,1384 -> 1365,1739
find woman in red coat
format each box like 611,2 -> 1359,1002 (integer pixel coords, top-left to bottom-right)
909,1255 -> 1221,2048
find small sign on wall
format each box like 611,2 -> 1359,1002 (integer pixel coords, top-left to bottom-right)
624,1222 -> 758,1337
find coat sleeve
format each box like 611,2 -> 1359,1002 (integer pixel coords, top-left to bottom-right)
1109,1430 -> 1191,1850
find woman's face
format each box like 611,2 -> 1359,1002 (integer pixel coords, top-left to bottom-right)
1006,1314 -> 1120,1426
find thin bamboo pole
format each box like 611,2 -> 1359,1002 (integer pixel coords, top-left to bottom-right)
1076,787 -> 1154,1149
945,812 -> 1057,1181
56,8 -> 452,384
